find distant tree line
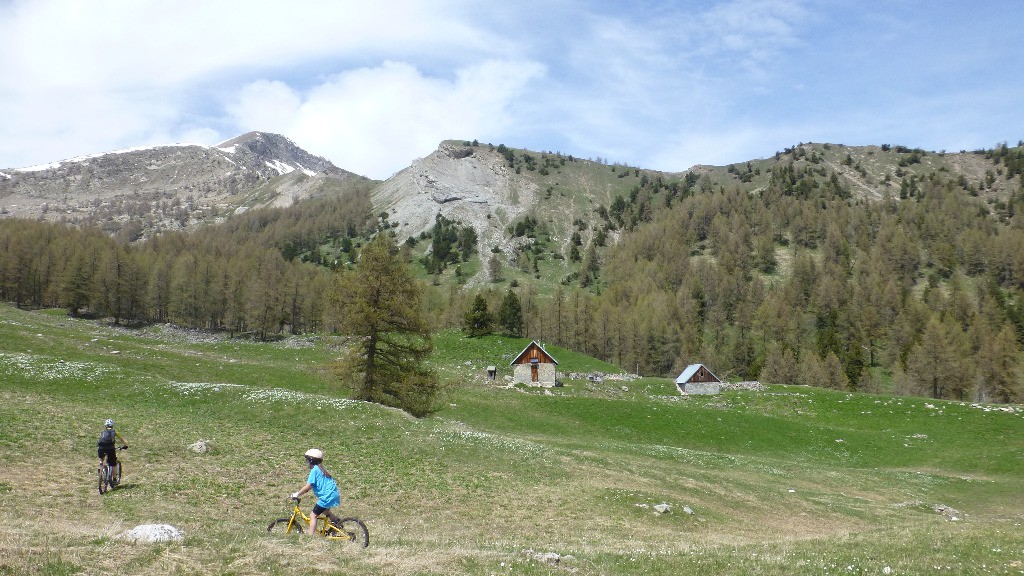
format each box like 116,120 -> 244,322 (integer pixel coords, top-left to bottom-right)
0,191 -> 375,339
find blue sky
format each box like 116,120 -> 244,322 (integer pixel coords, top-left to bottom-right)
1,0 -> 1022,179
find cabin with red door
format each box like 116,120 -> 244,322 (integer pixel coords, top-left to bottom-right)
510,341 -> 558,387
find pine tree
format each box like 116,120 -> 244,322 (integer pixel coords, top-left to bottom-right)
579,242 -> 600,287
464,293 -> 493,337
498,288 -> 523,336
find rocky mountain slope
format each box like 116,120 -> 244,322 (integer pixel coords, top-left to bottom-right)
2,133 -> 1018,263
372,141 -> 545,265
373,139 -> 1021,275
0,132 -> 373,239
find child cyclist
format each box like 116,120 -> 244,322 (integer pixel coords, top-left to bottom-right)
290,448 -> 340,535
97,419 -> 128,470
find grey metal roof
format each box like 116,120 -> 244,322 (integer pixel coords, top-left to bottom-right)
675,363 -> 720,384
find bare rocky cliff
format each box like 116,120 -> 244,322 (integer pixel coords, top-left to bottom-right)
372,142 -> 541,265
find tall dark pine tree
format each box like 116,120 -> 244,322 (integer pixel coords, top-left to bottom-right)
498,288 -> 523,336
337,234 -> 438,417
464,293 -> 493,337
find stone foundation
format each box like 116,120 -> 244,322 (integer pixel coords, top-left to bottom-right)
512,363 -> 557,387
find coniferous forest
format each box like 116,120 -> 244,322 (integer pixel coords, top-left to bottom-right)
2,142 -> 1023,404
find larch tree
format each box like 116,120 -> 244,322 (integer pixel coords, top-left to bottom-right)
488,252 -> 503,283
758,343 -> 796,385
336,233 -> 439,417
904,317 -> 960,399
60,241 -> 98,316
976,324 -> 1021,403
796,348 -> 829,388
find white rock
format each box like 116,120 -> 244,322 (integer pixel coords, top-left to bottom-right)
534,552 -> 561,565
121,524 -> 184,543
188,439 -> 210,453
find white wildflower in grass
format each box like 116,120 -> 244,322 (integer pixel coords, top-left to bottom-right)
167,381 -> 244,395
0,351 -> 113,382
164,381 -> 358,410
244,387 -> 357,410
434,425 -> 546,457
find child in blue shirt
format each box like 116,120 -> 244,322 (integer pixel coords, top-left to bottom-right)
290,448 -> 340,535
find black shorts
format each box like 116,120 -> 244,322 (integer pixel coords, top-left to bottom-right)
312,503 -> 332,516
98,446 -> 118,466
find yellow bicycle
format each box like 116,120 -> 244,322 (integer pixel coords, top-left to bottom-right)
267,497 -> 369,547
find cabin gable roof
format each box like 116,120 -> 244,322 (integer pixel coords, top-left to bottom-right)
675,363 -> 721,384
509,340 -> 558,366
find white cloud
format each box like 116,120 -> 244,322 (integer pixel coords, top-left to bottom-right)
648,127 -> 778,173
0,0 -> 511,170
0,0 -> 496,90
227,59 -> 546,178
0,0 -> 1021,178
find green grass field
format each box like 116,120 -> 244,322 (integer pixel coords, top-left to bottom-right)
1,303 -> 1022,575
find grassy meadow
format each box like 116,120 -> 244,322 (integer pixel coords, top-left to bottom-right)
1,303 -> 1022,575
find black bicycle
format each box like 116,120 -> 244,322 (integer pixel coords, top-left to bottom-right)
98,446 -> 126,495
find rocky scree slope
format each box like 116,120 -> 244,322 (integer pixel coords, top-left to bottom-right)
372,142 -> 540,268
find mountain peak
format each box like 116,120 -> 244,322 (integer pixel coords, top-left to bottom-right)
0,131 -> 372,238
216,131 -> 286,149
214,132 -> 341,176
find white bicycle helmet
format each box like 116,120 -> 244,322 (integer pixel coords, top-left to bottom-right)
104,419 -> 115,428
304,448 -> 324,460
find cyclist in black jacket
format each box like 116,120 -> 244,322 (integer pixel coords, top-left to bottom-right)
97,419 -> 128,469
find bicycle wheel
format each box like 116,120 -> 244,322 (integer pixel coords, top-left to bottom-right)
267,518 -> 304,535
97,467 -> 107,495
334,517 -> 369,548
110,462 -> 122,487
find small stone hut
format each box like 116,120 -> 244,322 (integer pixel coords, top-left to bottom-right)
675,364 -> 722,395
510,341 -> 558,387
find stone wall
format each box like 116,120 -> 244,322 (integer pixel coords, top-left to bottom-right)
677,381 -> 764,395
720,381 -> 764,392
512,363 -> 557,387
678,382 -> 721,395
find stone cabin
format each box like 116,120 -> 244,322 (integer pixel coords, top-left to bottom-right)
675,363 -> 721,395
510,341 -> 558,387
